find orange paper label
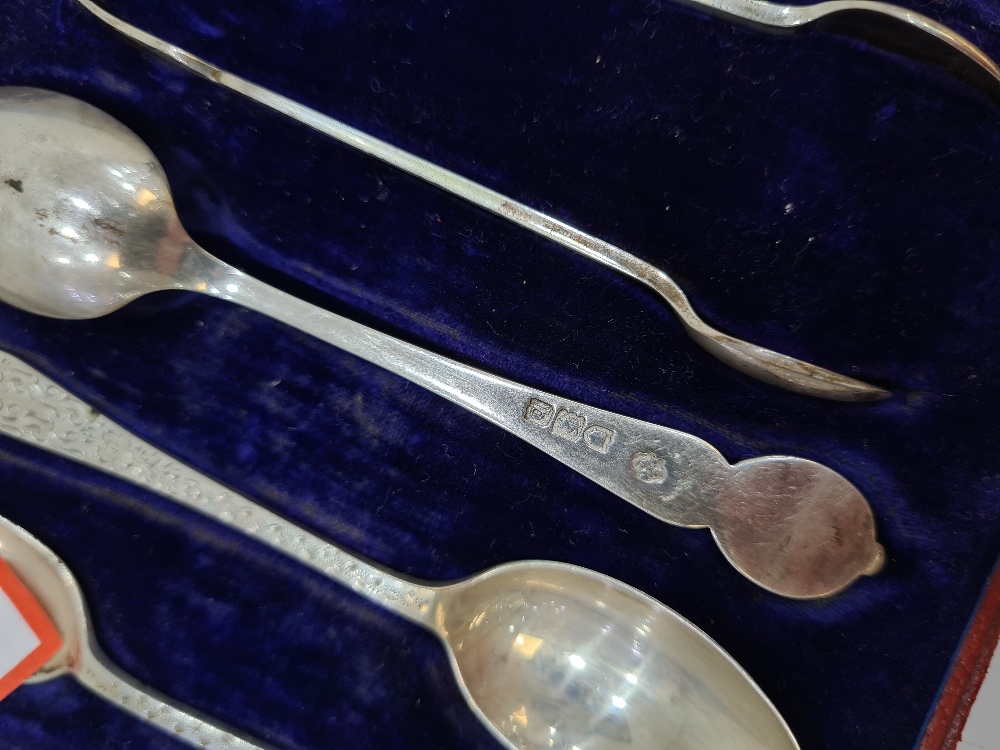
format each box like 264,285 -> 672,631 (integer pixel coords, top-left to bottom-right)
0,558 -> 62,701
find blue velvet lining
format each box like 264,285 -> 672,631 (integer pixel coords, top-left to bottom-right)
1,0 -> 1000,748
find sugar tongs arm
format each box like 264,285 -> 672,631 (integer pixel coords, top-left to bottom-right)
72,0 -> 889,402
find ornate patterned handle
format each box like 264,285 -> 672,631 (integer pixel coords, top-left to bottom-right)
76,644 -> 270,749
0,351 -> 436,624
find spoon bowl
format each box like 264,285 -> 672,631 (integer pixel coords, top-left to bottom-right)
0,513 -> 269,748
0,507 -> 81,684
437,561 -> 797,749
0,508 -> 799,750
0,88 -> 185,320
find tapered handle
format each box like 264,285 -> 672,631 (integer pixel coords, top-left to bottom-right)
219,270 -> 884,597
222,270 -> 731,528
75,644 -> 270,750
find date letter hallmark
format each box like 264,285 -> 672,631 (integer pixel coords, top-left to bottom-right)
523,398 -> 616,455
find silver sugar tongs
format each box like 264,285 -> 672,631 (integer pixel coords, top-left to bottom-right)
73,0 -> 892,402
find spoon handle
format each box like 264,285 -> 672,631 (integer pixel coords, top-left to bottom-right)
222,269 -> 733,528
213,267 -> 883,599
75,644 -> 270,749
73,0 -> 887,402
0,351 -> 438,626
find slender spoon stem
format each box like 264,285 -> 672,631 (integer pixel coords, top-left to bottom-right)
195,254 -> 728,529
75,645 -> 271,750
199,258 -> 885,598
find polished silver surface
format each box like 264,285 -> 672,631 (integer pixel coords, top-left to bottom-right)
0,515 -> 270,749
0,87 -> 885,598
72,0 -> 888,402
674,0 -> 1000,93
0,352 -> 799,750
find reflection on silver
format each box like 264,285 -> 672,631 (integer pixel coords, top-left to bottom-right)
72,0 -> 889,402
674,0 -> 1000,94
0,88 -> 884,598
0,356 -> 799,749
438,565 -> 801,749
0,516 -> 270,749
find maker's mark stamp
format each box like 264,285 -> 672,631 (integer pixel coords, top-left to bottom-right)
630,451 -> 668,483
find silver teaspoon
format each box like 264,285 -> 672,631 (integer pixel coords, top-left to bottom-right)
0,86 -> 884,599
0,514 -> 270,749
0,351 -> 799,750
73,0 -> 888,402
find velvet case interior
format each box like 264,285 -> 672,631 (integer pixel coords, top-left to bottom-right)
1,0 -> 1000,748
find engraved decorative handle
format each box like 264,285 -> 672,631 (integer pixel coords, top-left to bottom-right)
214,265 -> 885,598
76,645 -> 269,750
0,351 -> 437,625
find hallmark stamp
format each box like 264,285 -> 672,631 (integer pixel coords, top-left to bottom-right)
630,451 -> 668,483
582,425 -> 615,454
524,397 -> 555,427
522,397 -> 616,454
551,408 -> 587,442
